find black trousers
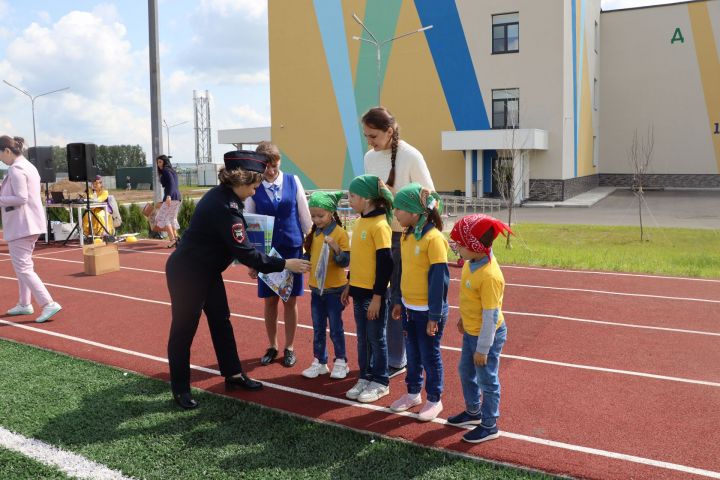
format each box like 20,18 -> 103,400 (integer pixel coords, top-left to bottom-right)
166,255 -> 243,395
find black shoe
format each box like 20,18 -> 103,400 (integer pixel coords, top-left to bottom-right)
225,372 -> 263,391
260,347 -> 278,366
388,365 -> 407,379
173,392 -> 198,409
282,348 -> 297,368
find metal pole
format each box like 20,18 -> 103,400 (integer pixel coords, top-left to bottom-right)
351,14 -> 433,106
148,0 -> 163,203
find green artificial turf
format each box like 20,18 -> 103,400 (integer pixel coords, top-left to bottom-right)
0,447 -> 72,479
0,340 -> 551,480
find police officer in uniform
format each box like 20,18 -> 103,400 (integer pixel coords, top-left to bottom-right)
166,150 -> 311,409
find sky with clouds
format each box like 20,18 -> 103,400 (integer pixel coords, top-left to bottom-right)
0,0 -> 689,167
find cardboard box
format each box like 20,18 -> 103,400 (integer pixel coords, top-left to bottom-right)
83,243 -> 120,275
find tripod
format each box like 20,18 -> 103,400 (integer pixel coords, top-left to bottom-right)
64,178 -> 111,246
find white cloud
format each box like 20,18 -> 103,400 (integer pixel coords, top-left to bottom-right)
200,0 -> 267,19
601,0 -> 688,10
167,68 -> 268,93
0,0 -> 8,17
229,104 -> 270,128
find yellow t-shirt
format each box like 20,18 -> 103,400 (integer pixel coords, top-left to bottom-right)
349,214 -> 392,290
400,227 -> 448,308
459,258 -> 506,336
308,224 -> 350,289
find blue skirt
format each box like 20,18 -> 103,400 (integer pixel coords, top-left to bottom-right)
258,244 -> 304,298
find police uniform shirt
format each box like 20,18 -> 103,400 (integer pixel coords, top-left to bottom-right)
177,185 -> 285,274
459,255 -> 506,336
400,226 -> 449,309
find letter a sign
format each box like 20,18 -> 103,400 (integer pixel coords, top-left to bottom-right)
671,27 -> 684,44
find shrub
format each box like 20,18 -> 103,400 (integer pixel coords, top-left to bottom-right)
178,197 -> 196,234
122,203 -> 149,235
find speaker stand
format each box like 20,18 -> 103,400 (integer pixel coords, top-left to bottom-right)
44,181 -> 51,245
63,179 -> 112,246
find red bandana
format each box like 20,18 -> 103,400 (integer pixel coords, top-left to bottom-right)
450,214 -> 512,258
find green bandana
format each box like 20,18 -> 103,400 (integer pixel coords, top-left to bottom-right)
394,183 -> 442,240
308,191 -> 343,212
348,174 -> 394,224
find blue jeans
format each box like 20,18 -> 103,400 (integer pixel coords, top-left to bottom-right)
458,324 -> 507,421
386,232 -> 406,369
310,288 -> 346,364
402,307 -> 446,402
352,293 -> 388,386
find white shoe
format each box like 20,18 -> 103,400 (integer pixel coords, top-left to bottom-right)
329,359 -> 349,379
357,381 -> 389,403
301,358 -> 329,378
36,302 -> 62,323
6,304 -> 33,316
417,400 -> 443,422
346,378 -> 370,400
390,393 -> 422,412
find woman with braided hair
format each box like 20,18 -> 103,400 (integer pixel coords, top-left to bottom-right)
361,106 -> 436,379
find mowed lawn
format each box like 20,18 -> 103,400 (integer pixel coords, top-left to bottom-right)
466,224 -> 720,279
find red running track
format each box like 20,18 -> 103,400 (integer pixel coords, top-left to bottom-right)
1,240 -> 719,479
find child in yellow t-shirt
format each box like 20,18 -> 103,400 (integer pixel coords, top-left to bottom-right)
301,191 -> 351,380
342,175 -> 394,403
388,183 -> 449,422
447,214 -> 512,444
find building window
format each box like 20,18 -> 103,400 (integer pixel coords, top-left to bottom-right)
594,20 -> 599,53
492,13 -> 519,54
492,88 -> 520,129
593,78 -> 598,110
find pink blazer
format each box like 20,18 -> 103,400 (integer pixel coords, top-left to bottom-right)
0,156 -> 47,242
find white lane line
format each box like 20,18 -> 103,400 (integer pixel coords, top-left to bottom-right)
504,310 -> 720,337
505,282 -> 720,304
503,264 -> 720,283
1,275 -> 718,388
1,321 -> 719,479
0,426 -> 135,480
13,254 -> 720,306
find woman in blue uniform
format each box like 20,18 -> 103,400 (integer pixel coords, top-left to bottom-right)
165,150 -> 311,409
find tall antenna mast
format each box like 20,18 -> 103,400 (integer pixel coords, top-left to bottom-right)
193,89 -> 212,164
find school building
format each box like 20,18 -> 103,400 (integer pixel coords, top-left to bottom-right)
220,0 -> 720,201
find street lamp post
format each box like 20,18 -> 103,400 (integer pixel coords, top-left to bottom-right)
162,119 -> 188,157
351,13 -> 432,104
3,80 -> 69,244
3,80 -> 70,151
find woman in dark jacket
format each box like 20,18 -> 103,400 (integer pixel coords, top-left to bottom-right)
156,155 -> 181,247
166,150 -> 310,409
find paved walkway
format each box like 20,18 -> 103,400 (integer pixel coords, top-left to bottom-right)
445,188 -> 720,230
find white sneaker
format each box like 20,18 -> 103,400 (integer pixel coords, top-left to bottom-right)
6,304 -> 34,316
417,400 -> 443,422
390,393 -> 422,412
36,302 -> 62,323
301,358 -> 329,378
357,381 -> 390,403
329,359 -> 349,379
346,378 -> 370,400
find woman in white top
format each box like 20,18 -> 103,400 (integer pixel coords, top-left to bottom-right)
361,106 -> 436,378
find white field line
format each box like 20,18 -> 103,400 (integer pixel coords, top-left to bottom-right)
0,426 -> 135,480
1,275 -> 718,389
19,255 -> 720,338
503,264 -> 720,283
1,320 -> 719,479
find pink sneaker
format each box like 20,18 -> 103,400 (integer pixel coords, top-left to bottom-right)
417,400 -> 443,422
390,393 -> 421,412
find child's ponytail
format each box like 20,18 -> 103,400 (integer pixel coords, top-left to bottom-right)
303,224 -> 317,256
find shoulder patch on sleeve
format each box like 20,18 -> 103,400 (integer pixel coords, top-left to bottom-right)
229,201 -> 239,211
232,222 -> 246,243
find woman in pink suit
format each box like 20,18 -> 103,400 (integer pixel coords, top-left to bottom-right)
0,135 -> 61,323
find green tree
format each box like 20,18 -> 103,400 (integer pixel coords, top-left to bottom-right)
96,145 -> 146,175
52,146 -> 67,173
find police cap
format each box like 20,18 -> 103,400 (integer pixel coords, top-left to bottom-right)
223,150 -> 268,173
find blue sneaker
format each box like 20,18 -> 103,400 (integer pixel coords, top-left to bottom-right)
446,410 -> 482,427
462,423 -> 500,444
